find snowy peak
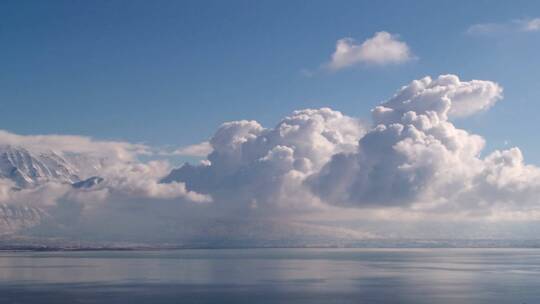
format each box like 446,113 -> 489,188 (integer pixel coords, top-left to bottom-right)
0,145 -> 81,188
72,176 -> 104,189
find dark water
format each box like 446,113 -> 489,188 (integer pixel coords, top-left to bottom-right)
1,248 -> 540,303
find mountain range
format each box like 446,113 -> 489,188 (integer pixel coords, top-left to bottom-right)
0,145 -> 103,234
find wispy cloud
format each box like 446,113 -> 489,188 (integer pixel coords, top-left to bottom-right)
522,18 -> 540,31
0,130 -> 149,161
170,141 -> 213,157
157,141 -> 213,157
467,18 -> 540,35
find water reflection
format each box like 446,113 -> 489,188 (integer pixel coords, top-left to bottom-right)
0,248 -> 539,303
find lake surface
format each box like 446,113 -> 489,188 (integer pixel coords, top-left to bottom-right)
1,248 -> 540,303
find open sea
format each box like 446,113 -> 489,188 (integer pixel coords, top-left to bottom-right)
1,248 -> 540,303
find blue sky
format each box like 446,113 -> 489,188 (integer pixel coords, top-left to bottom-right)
2,0 -> 540,163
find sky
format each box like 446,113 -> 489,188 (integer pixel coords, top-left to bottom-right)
2,1 -> 540,243
2,0 -> 540,164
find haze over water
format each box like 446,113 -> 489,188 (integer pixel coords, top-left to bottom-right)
1,248 -> 539,304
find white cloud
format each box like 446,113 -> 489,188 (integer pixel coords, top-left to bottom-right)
522,18 -> 540,31
163,108 -> 366,211
467,18 -> 540,34
372,74 -> 502,120
0,130 -> 147,162
327,31 -> 413,70
467,23 -> 508,35
0,130 -> 211,208
99,160 -> 211,202
5,74 -> 540,242
307,75 -> 540,219
171,141 -> 213,157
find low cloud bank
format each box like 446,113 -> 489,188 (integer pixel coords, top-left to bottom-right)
3,74 -> 540,242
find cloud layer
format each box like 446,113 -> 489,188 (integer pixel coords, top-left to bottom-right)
0,133 -> 211,208
327,32 -> 413,70
3,74 -> 540,242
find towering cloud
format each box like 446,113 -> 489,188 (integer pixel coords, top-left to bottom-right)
163,108 -> 365,212
165,74 -> 540,221
305,74 -> 540,218
3,74 -> 540,242
308,75 -> 503,209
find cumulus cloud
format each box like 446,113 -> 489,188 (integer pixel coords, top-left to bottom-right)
5,74 -> 540,242
326,32 -> 413,70
91,160 -> 211,202
163,108 -> 366,212
306,74 -> 539,217
373,74 -> 503,120
160,75 -> 540,223
467,18 -> 540,34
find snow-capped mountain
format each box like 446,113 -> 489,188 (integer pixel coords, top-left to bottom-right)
0,145 -> 102,188
72,176 -> 104,189
0,204 -> 47,235
0,145 -> 104,235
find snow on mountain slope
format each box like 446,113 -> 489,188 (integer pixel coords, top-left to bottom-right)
0,145 -> 104,234
72,176 -> 104,189
0,204 -> 47,235
0,145 -> 95,188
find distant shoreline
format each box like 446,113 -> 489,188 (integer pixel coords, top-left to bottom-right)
3,243 -> 540,252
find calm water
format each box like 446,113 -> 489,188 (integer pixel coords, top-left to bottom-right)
1,248 -> 540,303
